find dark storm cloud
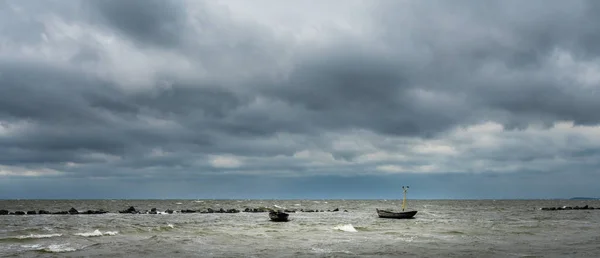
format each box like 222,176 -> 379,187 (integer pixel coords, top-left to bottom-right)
87,0 -> 188,48
0,60 -> 109,124
1,0 -> 600,200
372,0 -> 600,128
268,46 -> 472,136
132,85 -> 245,119
0,61 -> 202,165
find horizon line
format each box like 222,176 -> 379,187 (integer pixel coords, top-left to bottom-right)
2,197 -> 598,201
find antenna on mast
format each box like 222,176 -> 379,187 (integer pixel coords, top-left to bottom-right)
401,186 -> 409,211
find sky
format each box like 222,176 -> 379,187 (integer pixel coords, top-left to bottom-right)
1,0 -> 600,199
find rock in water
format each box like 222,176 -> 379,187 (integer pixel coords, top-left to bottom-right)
119,206 -> 137,214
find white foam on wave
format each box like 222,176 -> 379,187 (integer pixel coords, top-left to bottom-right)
399,236 -> 415,242
311,247 -> 353,255
43,244 -> 77,253
16,233 -> 62,239
311,247 -> 332,254
193,200 -> 204,203
420,211 -> 439,217
273,205 -> 284,209
333,224 -> 358,232
167,224 -> 174,229
21,244 -> 42,249
74,229 -> 119,237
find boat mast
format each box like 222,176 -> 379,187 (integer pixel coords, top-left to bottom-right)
401,186 -> 409,211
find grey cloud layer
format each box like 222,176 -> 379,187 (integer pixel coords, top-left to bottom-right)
1,0 -> 600,180
89,0 -> 188,47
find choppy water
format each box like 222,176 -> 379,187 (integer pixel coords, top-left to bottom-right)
1,199 -> 599,257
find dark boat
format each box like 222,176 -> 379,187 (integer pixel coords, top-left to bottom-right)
377,185 -> 418,219
376,209 -> 417,219
269,211 -> 289,222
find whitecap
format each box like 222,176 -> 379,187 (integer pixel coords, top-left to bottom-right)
75,229 -> 118,237
399,236 -> 415,242
333,224 -> 358,232
167,224 -> 174,229
16,233 -> 62,239
311,247 -> 332,254
312,247 -> 352,255
42,244 -> 76,253
21,244 -> 42,249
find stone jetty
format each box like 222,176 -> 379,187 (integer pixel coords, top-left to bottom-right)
0,206 -> 347,215
540,205 -> 596,210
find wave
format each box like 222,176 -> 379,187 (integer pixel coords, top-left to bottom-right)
420,211 -> 440,217
148,223 -> 175,232
39,244 -> 77,253
311,247 -> 353,255
333,224 -> 358,232
74,229 -> 119,237
353,226 -> 369,231
20,244 -> 42,249
311,247 -> 333,254
151,211 -> 171,215
0,233 -> 64,241
19,233 -> 63,239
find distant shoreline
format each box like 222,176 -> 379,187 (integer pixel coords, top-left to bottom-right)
2,198 -> 600,201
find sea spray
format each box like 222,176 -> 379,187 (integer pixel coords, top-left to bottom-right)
333,224 -> 357,232
41,244 -> 77,253
75,230 -> 118,237
15,234 -> 63,239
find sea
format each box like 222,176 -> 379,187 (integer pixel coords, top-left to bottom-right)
1,199 -> 599,257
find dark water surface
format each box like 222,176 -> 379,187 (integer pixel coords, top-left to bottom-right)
1,199 -> 599,257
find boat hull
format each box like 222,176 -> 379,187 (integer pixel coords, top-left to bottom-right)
269,211 -> 289,222
376,209 -> 417,219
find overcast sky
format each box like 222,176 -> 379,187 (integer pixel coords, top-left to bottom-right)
1,0 -> 599,199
